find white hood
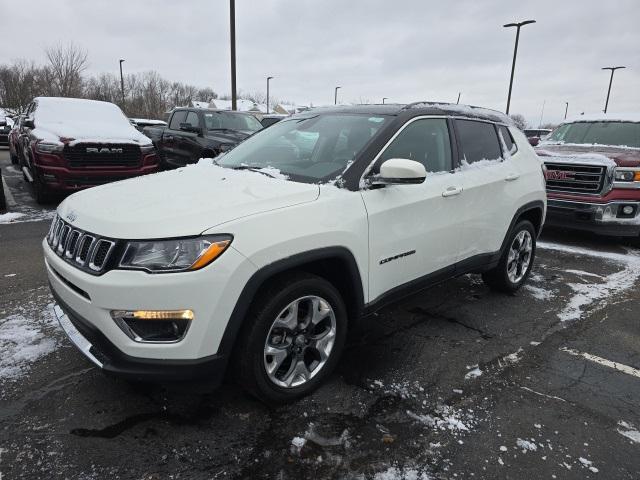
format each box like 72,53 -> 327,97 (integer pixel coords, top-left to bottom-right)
57,164 -> 320,239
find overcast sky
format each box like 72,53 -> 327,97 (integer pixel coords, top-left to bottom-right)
2,0 -> 638,125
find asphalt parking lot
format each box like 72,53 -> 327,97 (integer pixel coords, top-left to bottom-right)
1,147 -> 639,479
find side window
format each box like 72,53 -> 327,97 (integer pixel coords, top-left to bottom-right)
455,119 -> 502,164
379,118 -> 452,173
185,111 -> 200,128
169,111 -> 187,130
498,125 -> 517,155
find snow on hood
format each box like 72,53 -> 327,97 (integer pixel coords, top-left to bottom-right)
536,144 -> 640,167
56,163 -> 319,239
32,97 -> 150,146
537,150 -> 617,167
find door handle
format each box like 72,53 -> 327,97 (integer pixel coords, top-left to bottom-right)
442,186 -> 463,197
505,173 -> 520,181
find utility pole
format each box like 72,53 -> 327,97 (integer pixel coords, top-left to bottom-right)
119,59 -> 125,108
602,66 -> 625,114
456,92 -> 461,104
266,76 -> 274,114
334,86 -> 341,105
230,0 -> 237,110
564,102 -> 569,120
503,20 -> 536,115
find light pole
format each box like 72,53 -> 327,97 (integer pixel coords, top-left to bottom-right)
266,76 -> 274,114
456,92 -> 461,104
602,66 -> 625,114
230,0 -> 237,110
382,97 -> 388,104
503,19 -> 536,115
564,102 -> 569,120
118,59 -> 125,107
334,86 -> 341,105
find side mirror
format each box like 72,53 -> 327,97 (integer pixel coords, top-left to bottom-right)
371,158 -> 427,186
528,136 -> 540,147
179,122 -> 201,133
23,118 -> 35,129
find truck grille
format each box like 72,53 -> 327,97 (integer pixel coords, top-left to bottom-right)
544,162 -> 607,195
47,215 -> 117,274
63,143 -> 141,168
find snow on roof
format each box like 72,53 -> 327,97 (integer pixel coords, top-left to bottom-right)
564,113 -> 640,123
406,102 -> 513,124
209,99 -> 262,112
191,100 -> 210,109
32,97 -> 150,145
130,118 -> 167,125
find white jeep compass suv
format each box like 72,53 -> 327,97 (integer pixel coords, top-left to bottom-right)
45,103 -> 546,403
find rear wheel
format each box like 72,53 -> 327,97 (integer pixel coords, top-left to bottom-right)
32,173 -> 52,205
482,220 -> 536,293
235,272 -> 347,404
10,151 -> 19,165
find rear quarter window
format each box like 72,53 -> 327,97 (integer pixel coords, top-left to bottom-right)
169,111 -> 187,130
455,119 -> 502,164
498,125 -> 517,155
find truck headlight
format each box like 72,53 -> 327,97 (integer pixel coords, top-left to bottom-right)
140,144 -> 155,155
118,235 -> 232,273
614,168 -> 640,182
36,142 -> 64,154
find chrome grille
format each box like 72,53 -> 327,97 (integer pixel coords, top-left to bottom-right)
544,162 -> 607,195
46,215 -> 116,274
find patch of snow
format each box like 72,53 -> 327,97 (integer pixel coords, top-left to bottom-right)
498,457 -> 504,466
406,405 -> 473,433
516,438 -> 538,452
0,212 -> 25,224
459,158 -> 502,170
503,348 -> 524,365
617,420 -> 640,444
258,166 -> 289,180
539,151 -> 617,167
465,367 -> 483,380
291,436 -> 306,452
0,303 -> 59,383
499,446 -> 508,452
563,269 -> 604,279
373,466 -> 432,480
524,284 -> 554,301
4,274 -> 17,278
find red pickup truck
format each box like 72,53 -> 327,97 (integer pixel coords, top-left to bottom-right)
18,97 -> 159,203
536,114 -> 640,240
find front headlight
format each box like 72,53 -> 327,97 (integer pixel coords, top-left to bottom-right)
119,235 -> 232,273
140,144 -> 155,155
614,168 -> 640,182
36,141 -> 64,154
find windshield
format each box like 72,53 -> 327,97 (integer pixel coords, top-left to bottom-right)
545,121 -> 640,148
217,113 -> 390,183
204,112 -> 262,132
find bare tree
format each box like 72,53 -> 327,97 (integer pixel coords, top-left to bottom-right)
509,113 -> 528,130
45,43 -> 88,97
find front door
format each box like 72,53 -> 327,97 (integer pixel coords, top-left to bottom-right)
361,117 -> 464,303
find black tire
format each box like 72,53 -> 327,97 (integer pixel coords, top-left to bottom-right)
234,272 -> 348,404
10,152 -> 19,165
482,220 -> 536,293
0,170 -> 6,213
32,174 -> 52,205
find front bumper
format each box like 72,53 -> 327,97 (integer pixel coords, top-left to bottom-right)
546,198 -> 640,237
34,163 -> 159,192
52,289 -> 226,383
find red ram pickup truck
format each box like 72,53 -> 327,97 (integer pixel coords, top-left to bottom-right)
536,114 -> 640,240
18,97 -> 159,203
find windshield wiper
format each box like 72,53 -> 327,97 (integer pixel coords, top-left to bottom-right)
227,165 -> 276,178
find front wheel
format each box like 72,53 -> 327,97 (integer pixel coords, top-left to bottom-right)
234,272 -> 348,404
482,220 -> 536,293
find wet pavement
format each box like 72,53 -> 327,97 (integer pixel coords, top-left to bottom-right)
1,148 -> 639,479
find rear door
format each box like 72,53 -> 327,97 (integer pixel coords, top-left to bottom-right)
361,116 -> 465,302
180,111 -> 203,164
162,110 -> 187,166
454,119 -> 520,262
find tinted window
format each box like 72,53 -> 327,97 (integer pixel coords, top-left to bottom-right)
169,111 -> 187,130
546,121 -> 640,148
185,112 -> 200,127
379,118 -> 452,173
204,112 -> 263,132
456,120 -> 502,164
498,125 -> 517,155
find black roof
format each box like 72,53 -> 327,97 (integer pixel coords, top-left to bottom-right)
293,102 -> 512,125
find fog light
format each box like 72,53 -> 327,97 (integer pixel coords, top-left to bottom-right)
623,205 -> 634,215
111,309 -> 193,343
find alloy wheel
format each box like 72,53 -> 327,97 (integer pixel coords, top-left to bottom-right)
507,230 -> 533,284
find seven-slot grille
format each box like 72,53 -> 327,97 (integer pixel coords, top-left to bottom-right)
47,216 -> 116,274
544,162 -> 607,195
63,143 -> 141,168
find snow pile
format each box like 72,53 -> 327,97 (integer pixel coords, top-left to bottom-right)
0,303 -> 59,383
617,421 -> 640,444
0,212 -> 26,224
538,242 -> 640,322
373,466 -> 432,480
516,438 -> 538,452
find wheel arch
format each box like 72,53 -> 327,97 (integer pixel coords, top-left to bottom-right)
217,246 -> 365,358
499,200 -> 545,256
